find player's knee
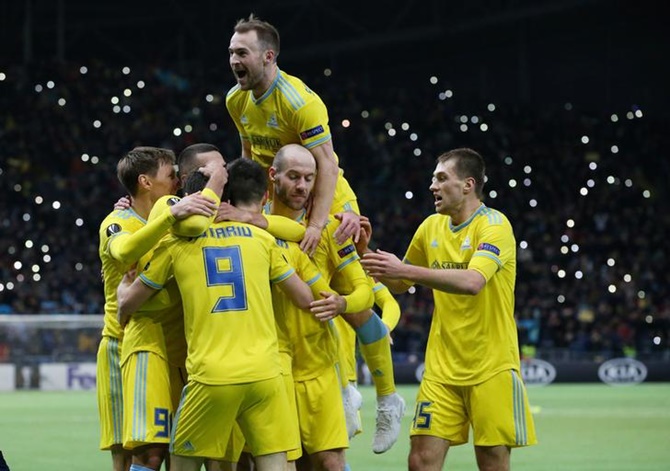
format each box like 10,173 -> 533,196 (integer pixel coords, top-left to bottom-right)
408,446 -> 439,471
319,452 -> 345,471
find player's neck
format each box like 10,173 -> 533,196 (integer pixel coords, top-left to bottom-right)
131,195 -> 153,221
236,202 -> 262,215
252,65 -> 278,99
270,199 -> 301,221
449,199 -> 483,226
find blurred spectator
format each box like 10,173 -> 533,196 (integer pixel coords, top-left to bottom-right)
1,60 -> 668,360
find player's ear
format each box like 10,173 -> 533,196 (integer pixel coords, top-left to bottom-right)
138,174 -> 150,190
268,166 -> 277,183
463,176 -> 475,194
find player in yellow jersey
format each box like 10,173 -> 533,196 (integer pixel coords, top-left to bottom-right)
268,144 -> 406,455
116,149 -> 227,471
226,14 -> 361,255
97,146 -> 219,471
361,148 -> 537,471
116,158 -> 332,471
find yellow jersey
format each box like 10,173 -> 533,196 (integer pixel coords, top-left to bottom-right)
272,239 -> 339,381
140,221 -> 295,385
226,69 -> 357,211
403,204 -> 519,386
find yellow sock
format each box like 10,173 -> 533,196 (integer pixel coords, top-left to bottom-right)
359,336 -> 396,396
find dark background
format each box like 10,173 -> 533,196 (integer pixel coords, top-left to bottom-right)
1,0 -> 666,110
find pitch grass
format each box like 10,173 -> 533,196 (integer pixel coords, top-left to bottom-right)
0,384 -> 668,470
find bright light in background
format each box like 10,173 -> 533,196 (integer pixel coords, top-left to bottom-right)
460,124 -> 468,132
137,80 -> 145,88
581,136 -> 589,144
410,133 -> 418,141
413,148 -> 422,156
58,98 -> 66,106
206,94 -> 214,102
122,67 -> 131,75
575,271 -> 583,279
487,103 -> 496,111
47,81 -> 55,89
557,270 -> 566,278
35,84 -> 43,92
589,162 -> 598,170
405,191 -> 413,199
608,284 -> 617,293
529,199 -> 537,207
524,165 -> 532,174
79,66 -> 88,74
607,258 -> 616,267
580,187 -> 589,196
611,145 -> 619,154
623,274 -> 632,282
76,218 -> 84,227
25,240 -> 33,248
35,196 -> 43,204
519,241 -> 528,249
401,123 -> 410,131
561,234 -> 570,242
611,114 -> 618,122
408,286 -> 416,294
52,201 -> 61,209
0,72 -> 7,81
324,68 -> 332,77
488,190 -> 497,199
209,123 -> 218,131
508,179 -> 517,188
341,119 -> 350,128
124,88 -> 132,97
504,156 -> 513,165
173,128 -> 182,136
388,128 -> 396,137
444,90 -> 453,98
480,123 -> 489,132
361,110 -> 370,118
429,76 -> 438,84
643,190 -> 651,198
587,179 -> 595,188
557,295 -> 565,303
93,120 -> 102,128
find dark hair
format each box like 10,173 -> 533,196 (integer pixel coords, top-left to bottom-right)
222,158 -> 267,206
234,13 -> 280,60
183,170 -> 210,196
437,148 -> 486,199
178,143 -> 220,178
116,146 -> 175,196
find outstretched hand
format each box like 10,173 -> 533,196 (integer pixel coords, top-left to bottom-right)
310,291 -> 346,321
300,225 -> 322,257
360,249 -> 405,279
354,215 -> 372,256
215,201 -> 252,224
113,195 -> 132,210
333,211 -> 361,245
169,192 -> 218,220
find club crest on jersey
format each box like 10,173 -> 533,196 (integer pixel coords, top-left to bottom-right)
477,242 -> 500,256
240,114 -> 248,124
267,113 -> 279,128
337,244 -> 356,258
300,125 -> 325,140
460,236 -> 472,251
167,196 -> 180,206
431,239 -> 438,248
106,223 -> 122,237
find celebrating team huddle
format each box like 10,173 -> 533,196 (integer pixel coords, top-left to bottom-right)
96,13 -> 535,471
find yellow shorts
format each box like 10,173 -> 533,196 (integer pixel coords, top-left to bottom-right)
295,367 -> 349,454
96,336 -> 123,450
122,351 -> 185,449
171,376 -> 299,459
332,317 -> 357,384
411,370 -> 537,447
236,372 -> 301,461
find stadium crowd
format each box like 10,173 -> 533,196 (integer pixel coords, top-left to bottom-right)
1,60 -> 668,361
